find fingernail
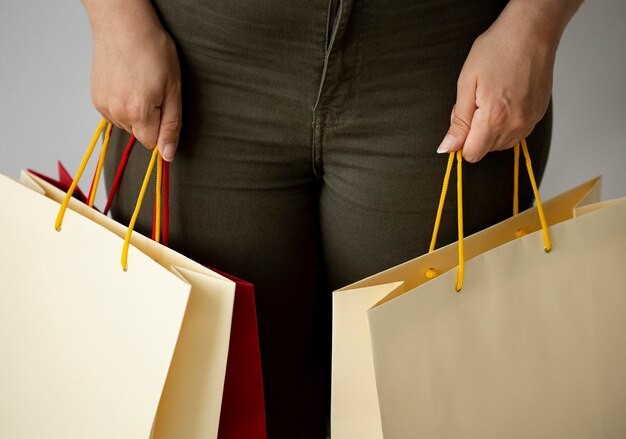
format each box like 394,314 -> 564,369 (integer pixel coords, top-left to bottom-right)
162,143 -> 177,162
437,134 -> 455,153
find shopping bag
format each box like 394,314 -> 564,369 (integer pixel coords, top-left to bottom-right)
215,268 -> 266,439
95,132 -> 266,439
332,141 -> 626,438
0,119 -> 236,439
28,161 -> 89,203
25,129 -> 267,439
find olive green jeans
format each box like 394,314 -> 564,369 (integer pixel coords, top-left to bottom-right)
104,0 -> 551,437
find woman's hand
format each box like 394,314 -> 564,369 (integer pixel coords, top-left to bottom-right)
84,0 -> 181,161
437,0 -> 582,163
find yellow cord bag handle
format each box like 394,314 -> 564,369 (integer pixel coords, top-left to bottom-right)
121,148 -> 160,271
426,151 -> 465,291
428,139 -> 552,292
55,118 -> 109,230
55,118 -> 163,271
88,122 -> 113,208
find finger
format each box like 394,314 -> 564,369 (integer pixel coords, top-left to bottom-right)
493,123 -> 535,151
462,108 -> 500,163
109,115 -> 132,135
130,106 -> 160,151
105,98 -> 134,135
92,99 -> 122,132
156,83 -> 182,162
437,76 -> 477,154
492,134 -> 520,152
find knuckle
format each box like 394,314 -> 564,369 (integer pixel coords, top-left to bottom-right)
499,138 -> 517,151
160,118 -> 182,134
522,124 -> 535,138
450,112 -> 471,133
134,130 -> 157,149
456,76 -> 471,92
164,36 -> 177,53
91,93 -> 105,114
529,111 -> 543,127
461,145 -> 479,163
510,114 -> 528,132
125,102 -> 145,124
463,153 -> 481,164
462,141 -> 489,163
488,104 -> 508,128
132,119 -> 155,136
168,82 -> 182,98
108,101 -> 126,123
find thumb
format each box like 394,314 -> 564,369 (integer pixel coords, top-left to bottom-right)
437,79 -> 477,154
157,85 -> 182,162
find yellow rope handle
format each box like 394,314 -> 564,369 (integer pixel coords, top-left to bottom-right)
427,151 -> 464,291
521,138 -> 551,252
427,139 -> 552,291
429,152 -> 455,253
121,147 -> 160,271
87,122 -> 113,208
154,153 -> 163,244
55,118 -> 108,231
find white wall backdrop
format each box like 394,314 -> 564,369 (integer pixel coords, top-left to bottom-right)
542,0 -> 626,200
0,0 -> 624,208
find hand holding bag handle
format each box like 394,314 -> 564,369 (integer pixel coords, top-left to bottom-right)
55,118 -> 164,271
428,139 -> 552,291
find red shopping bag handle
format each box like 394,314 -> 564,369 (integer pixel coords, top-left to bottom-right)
55,118 -> 165,271
427,139 -> 551,292
161,158 -> 170,246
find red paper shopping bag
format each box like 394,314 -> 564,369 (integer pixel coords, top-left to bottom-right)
213,268 -> 267,439
28,161 -> 89,204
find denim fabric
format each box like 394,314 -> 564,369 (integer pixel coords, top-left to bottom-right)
104,1 -> 551,437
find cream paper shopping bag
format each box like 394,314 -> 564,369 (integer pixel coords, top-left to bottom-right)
332,174 -> 604,439
333,147 -> 626,437
0,170 -> 188,439
368,193 -> 626,439
20,172 -> 236,439
0,120 -> 236,439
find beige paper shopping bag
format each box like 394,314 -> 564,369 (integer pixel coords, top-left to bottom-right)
367,193 -> 626,439
0,120 -> 236,439
0,171 -> 188,439
21,174 -> 235,439
333,142 -> 626,438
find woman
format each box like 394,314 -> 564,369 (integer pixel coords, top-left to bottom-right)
83,0 -> 582,436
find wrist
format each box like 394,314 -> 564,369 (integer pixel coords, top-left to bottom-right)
84,0 -> 163,41
491,0 -> 581,54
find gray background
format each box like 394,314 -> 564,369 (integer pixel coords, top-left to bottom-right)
0,0 -> 624,208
